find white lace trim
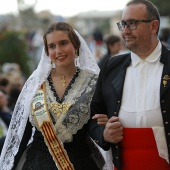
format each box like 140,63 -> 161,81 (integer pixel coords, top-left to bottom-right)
74,30 -> 100,75
152,126 -> 169,163
56,70 -> 97,142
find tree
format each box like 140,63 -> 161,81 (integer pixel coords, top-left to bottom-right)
150,0 -> 170,16
0,30 -> 31,77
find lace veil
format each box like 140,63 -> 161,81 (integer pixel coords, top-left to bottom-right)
0,29 -> 100,170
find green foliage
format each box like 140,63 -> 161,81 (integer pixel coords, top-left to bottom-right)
150,0 -> 170,16
0,30 -> 31,77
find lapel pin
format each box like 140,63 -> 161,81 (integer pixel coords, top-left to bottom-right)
163,75 -> 170,87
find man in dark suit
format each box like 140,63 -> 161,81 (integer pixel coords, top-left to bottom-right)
89,0 -> 170,170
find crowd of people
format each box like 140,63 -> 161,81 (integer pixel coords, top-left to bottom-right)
0,0 -> 170,170
0,63 -> 24,154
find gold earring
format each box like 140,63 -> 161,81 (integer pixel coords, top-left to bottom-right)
75,50 -> 79,57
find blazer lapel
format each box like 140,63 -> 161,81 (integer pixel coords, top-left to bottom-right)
111,56 -> 131,99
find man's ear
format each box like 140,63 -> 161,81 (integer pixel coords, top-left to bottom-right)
150,20 -> 159,35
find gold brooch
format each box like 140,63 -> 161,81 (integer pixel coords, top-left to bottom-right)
163,75 -> 170,87
50,102 -> 72,119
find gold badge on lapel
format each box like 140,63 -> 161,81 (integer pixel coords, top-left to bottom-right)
163,75 -> 170,87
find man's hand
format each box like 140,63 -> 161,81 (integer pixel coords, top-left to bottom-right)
103,116 -> 123,143
92,114 -> 108,126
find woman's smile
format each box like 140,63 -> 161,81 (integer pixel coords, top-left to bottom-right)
56,55 -> 67,61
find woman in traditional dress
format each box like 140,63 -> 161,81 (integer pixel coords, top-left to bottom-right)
0,22 -> 105,170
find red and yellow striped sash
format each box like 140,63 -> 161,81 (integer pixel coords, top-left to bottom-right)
32,84 -> 74,170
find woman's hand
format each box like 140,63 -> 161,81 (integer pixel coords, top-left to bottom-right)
92,114 -> 108,126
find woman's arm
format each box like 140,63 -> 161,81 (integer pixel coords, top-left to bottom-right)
92,114 -> 108,126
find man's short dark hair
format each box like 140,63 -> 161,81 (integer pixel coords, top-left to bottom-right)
126,0 -> 160,35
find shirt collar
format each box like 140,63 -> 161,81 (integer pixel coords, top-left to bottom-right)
131,40 -> 162,67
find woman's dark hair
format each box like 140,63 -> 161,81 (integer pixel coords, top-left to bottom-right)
127,0 -> 160,35
43,22 -> 80,56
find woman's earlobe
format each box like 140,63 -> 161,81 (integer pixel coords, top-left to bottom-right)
75,49 -> 79,56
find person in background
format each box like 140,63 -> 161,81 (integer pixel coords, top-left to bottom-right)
0,77 -> 11,95
159,28 -> 170,49
89,0 -> 170,170
0,77 -> 22,113
93,28 -> 103,46
98,35 -> 122,68
7,85 -> 21,112
0,90 -> 11,154
0,22 -> 105,170
92,28 -> 106,64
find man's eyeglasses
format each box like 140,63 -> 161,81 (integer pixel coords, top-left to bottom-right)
117,19 -> 154,31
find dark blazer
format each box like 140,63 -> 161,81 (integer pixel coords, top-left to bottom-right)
88,45 -> 170,170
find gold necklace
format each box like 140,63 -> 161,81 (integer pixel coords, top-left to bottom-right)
55,67 -> 77,87
60,75 -> 67,87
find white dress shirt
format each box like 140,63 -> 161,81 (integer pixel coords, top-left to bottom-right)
119,41 -> 163,127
